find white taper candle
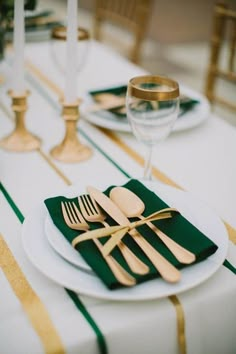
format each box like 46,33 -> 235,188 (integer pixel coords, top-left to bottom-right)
65,0 -> 78,103
13,0 -> 25,94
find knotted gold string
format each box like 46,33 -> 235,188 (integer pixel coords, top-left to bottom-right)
71,209 -> 178,254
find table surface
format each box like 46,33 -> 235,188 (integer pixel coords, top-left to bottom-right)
0,40 -> 235,354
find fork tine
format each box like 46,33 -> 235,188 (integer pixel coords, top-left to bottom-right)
78,196 -> 88,218
82,195 -> 96,215
61,201 -> 89,231
88,195 -> 100,214
61,202 -> 72,226
83,195 -> 92,213
66,202 -> 78,223
71,202 -> 87,224
81,194 -> 101,216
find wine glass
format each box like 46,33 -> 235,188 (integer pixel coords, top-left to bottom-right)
126,75 -> 180,180
50,25 -> 90,75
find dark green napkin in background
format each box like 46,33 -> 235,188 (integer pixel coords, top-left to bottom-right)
44,179 -> 218,290
89,85 -> 200,118
6,9 -> 63,39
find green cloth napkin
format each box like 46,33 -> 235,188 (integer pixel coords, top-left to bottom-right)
44,179 -> 218,290
89,85 -> 200,118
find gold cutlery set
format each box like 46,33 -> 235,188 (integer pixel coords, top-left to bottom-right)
60,186 -> 196,287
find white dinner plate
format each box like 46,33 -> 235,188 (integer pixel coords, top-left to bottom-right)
80,85 -> 210,133
22,179 -> 228,301
45,215 -> 93,273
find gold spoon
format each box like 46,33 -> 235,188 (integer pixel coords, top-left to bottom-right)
110,187 -> 196,264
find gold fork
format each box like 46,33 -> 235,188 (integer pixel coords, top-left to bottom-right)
78,195 -> 149,275
61,201 -> 136,286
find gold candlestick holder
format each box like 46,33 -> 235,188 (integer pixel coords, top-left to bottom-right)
50,99 -> 92,162
0,90 -> 41,152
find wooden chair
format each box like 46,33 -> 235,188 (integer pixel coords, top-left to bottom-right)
93,0 -> 153,64
205,2 -> 236,111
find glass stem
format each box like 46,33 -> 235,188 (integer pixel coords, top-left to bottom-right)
143,145 -> 153,180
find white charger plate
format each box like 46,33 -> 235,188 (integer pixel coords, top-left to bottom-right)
80,85 -> 210,133
22,180 -> 228,301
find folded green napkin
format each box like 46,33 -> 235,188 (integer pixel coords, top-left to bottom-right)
89,85 -> 200,118
44,179 -> 218,290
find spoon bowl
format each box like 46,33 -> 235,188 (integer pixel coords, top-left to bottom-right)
110,187 -> 145,217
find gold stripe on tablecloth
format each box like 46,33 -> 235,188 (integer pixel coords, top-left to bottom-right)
38,150 -> 71,186
0,235 -> 65,354
224,222 -> 236,244
169,295 -> 187,354
26,61 -> 63,97
0,99 -> 14,121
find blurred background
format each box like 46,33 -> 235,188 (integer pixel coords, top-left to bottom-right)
2,0 -> 235,125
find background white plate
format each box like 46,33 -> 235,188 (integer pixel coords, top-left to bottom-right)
22,180 -> 228,301
81,85 -> 210,133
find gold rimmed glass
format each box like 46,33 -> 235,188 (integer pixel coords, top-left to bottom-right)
126,75 -> 180,180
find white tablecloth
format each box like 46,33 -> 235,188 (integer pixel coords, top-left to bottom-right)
0,40 -> 235,354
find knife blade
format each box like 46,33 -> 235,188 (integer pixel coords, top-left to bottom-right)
87,186 -> 130,225
87,186 -> 181,283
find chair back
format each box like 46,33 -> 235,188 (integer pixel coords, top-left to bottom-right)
205,2 -> 236,111
93,0 -> 153,63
